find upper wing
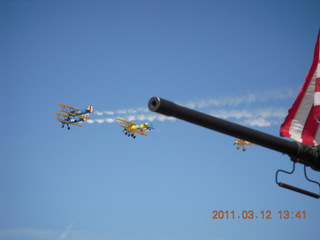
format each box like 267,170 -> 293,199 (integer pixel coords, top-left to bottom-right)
242,140 -> 255,146
116,118 -> 137,126
57,104 -> 80,111
235,139 -> 255,146
246,142 -> 255,146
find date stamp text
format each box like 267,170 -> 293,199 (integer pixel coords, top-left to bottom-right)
211,210 -> 306,220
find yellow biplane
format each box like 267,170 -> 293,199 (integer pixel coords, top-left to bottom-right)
234,139 -> 255,151
116,118 -> 153,139
54,104 -> 93,130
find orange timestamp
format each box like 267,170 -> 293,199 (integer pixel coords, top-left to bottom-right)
211,210 -> 306,220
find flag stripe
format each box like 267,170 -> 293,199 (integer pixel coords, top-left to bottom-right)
301,106 -> 318,145
280,31 -> 320,145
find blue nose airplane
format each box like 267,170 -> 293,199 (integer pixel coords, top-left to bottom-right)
54,104 -> 93,130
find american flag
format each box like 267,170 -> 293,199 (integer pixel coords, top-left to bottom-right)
280,31 -> 320,146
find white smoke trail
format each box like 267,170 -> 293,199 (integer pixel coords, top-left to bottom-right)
241,118 -> 273,127
59,221 -> 74,240
93,107 -> 148,117
88,107 -> 286,127
94,111 -> 114,116
209,108 -> 287,127
209,108 -> 286,120
183,88 -> 294,109
87,88 -> 293,127
87,114 -> 175,124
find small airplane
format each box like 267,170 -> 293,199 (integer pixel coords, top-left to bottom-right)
234,139 -> 255,151
54,104 -> 93,130
57,104 -> 93,117
116,118 -> 153,139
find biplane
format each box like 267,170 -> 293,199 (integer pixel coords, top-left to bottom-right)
234,139 -> 255,151
54,104 -> 93,130
116,118 -> 153,139
57,104 -> 93,117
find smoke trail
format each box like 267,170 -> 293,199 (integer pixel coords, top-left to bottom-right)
93,107 -> 149,117
94,111 -> 114,116
209,108 -> 287,127
183,88 -> 294,109
59,221 -> 74,240
87,88 -> 293,127
87,114 -> 175,124
87,107 -> 286,127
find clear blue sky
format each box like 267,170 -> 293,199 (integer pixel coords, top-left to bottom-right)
1,0 -> 320,239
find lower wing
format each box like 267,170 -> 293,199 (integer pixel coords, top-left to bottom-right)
135,131 -> 148,136
68,122 -> 83,127
132,129 -> 149,136
118,125 -> 148,136
55,118 -> 83,127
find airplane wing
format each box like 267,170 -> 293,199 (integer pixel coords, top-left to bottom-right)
54,112 -> 69,118
55,118 -> 69,124
60,109 -> 77,116
68,122 -> 83,127
118,125 -> 148,136
57,104 -> 80,111
135,131 -> 148,136
118,125 -> 134,133
116,118 -> 137,126
245,141 -> 255,146
234,139 -> 255,151
130,128 -> 149,135
241,140 -> 255,146
55,118 -> 83,127
77,115 -> 91,120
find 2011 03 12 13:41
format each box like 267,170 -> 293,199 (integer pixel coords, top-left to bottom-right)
211,210 -> 306,220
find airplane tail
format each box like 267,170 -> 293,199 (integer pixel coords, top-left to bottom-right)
146,121 -> 153,130
86,105 -> 94,114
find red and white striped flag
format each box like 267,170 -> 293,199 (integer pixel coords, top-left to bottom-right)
280,31 -> 320,146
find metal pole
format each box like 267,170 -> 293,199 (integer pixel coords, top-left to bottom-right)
148,97 -> 320,172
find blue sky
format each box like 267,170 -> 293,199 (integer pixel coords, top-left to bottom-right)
1,0 -> 320,239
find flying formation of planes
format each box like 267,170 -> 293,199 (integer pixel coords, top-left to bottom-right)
54,104 -> 255,150
54,104 -> 93,130
53,105 -> 154,139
